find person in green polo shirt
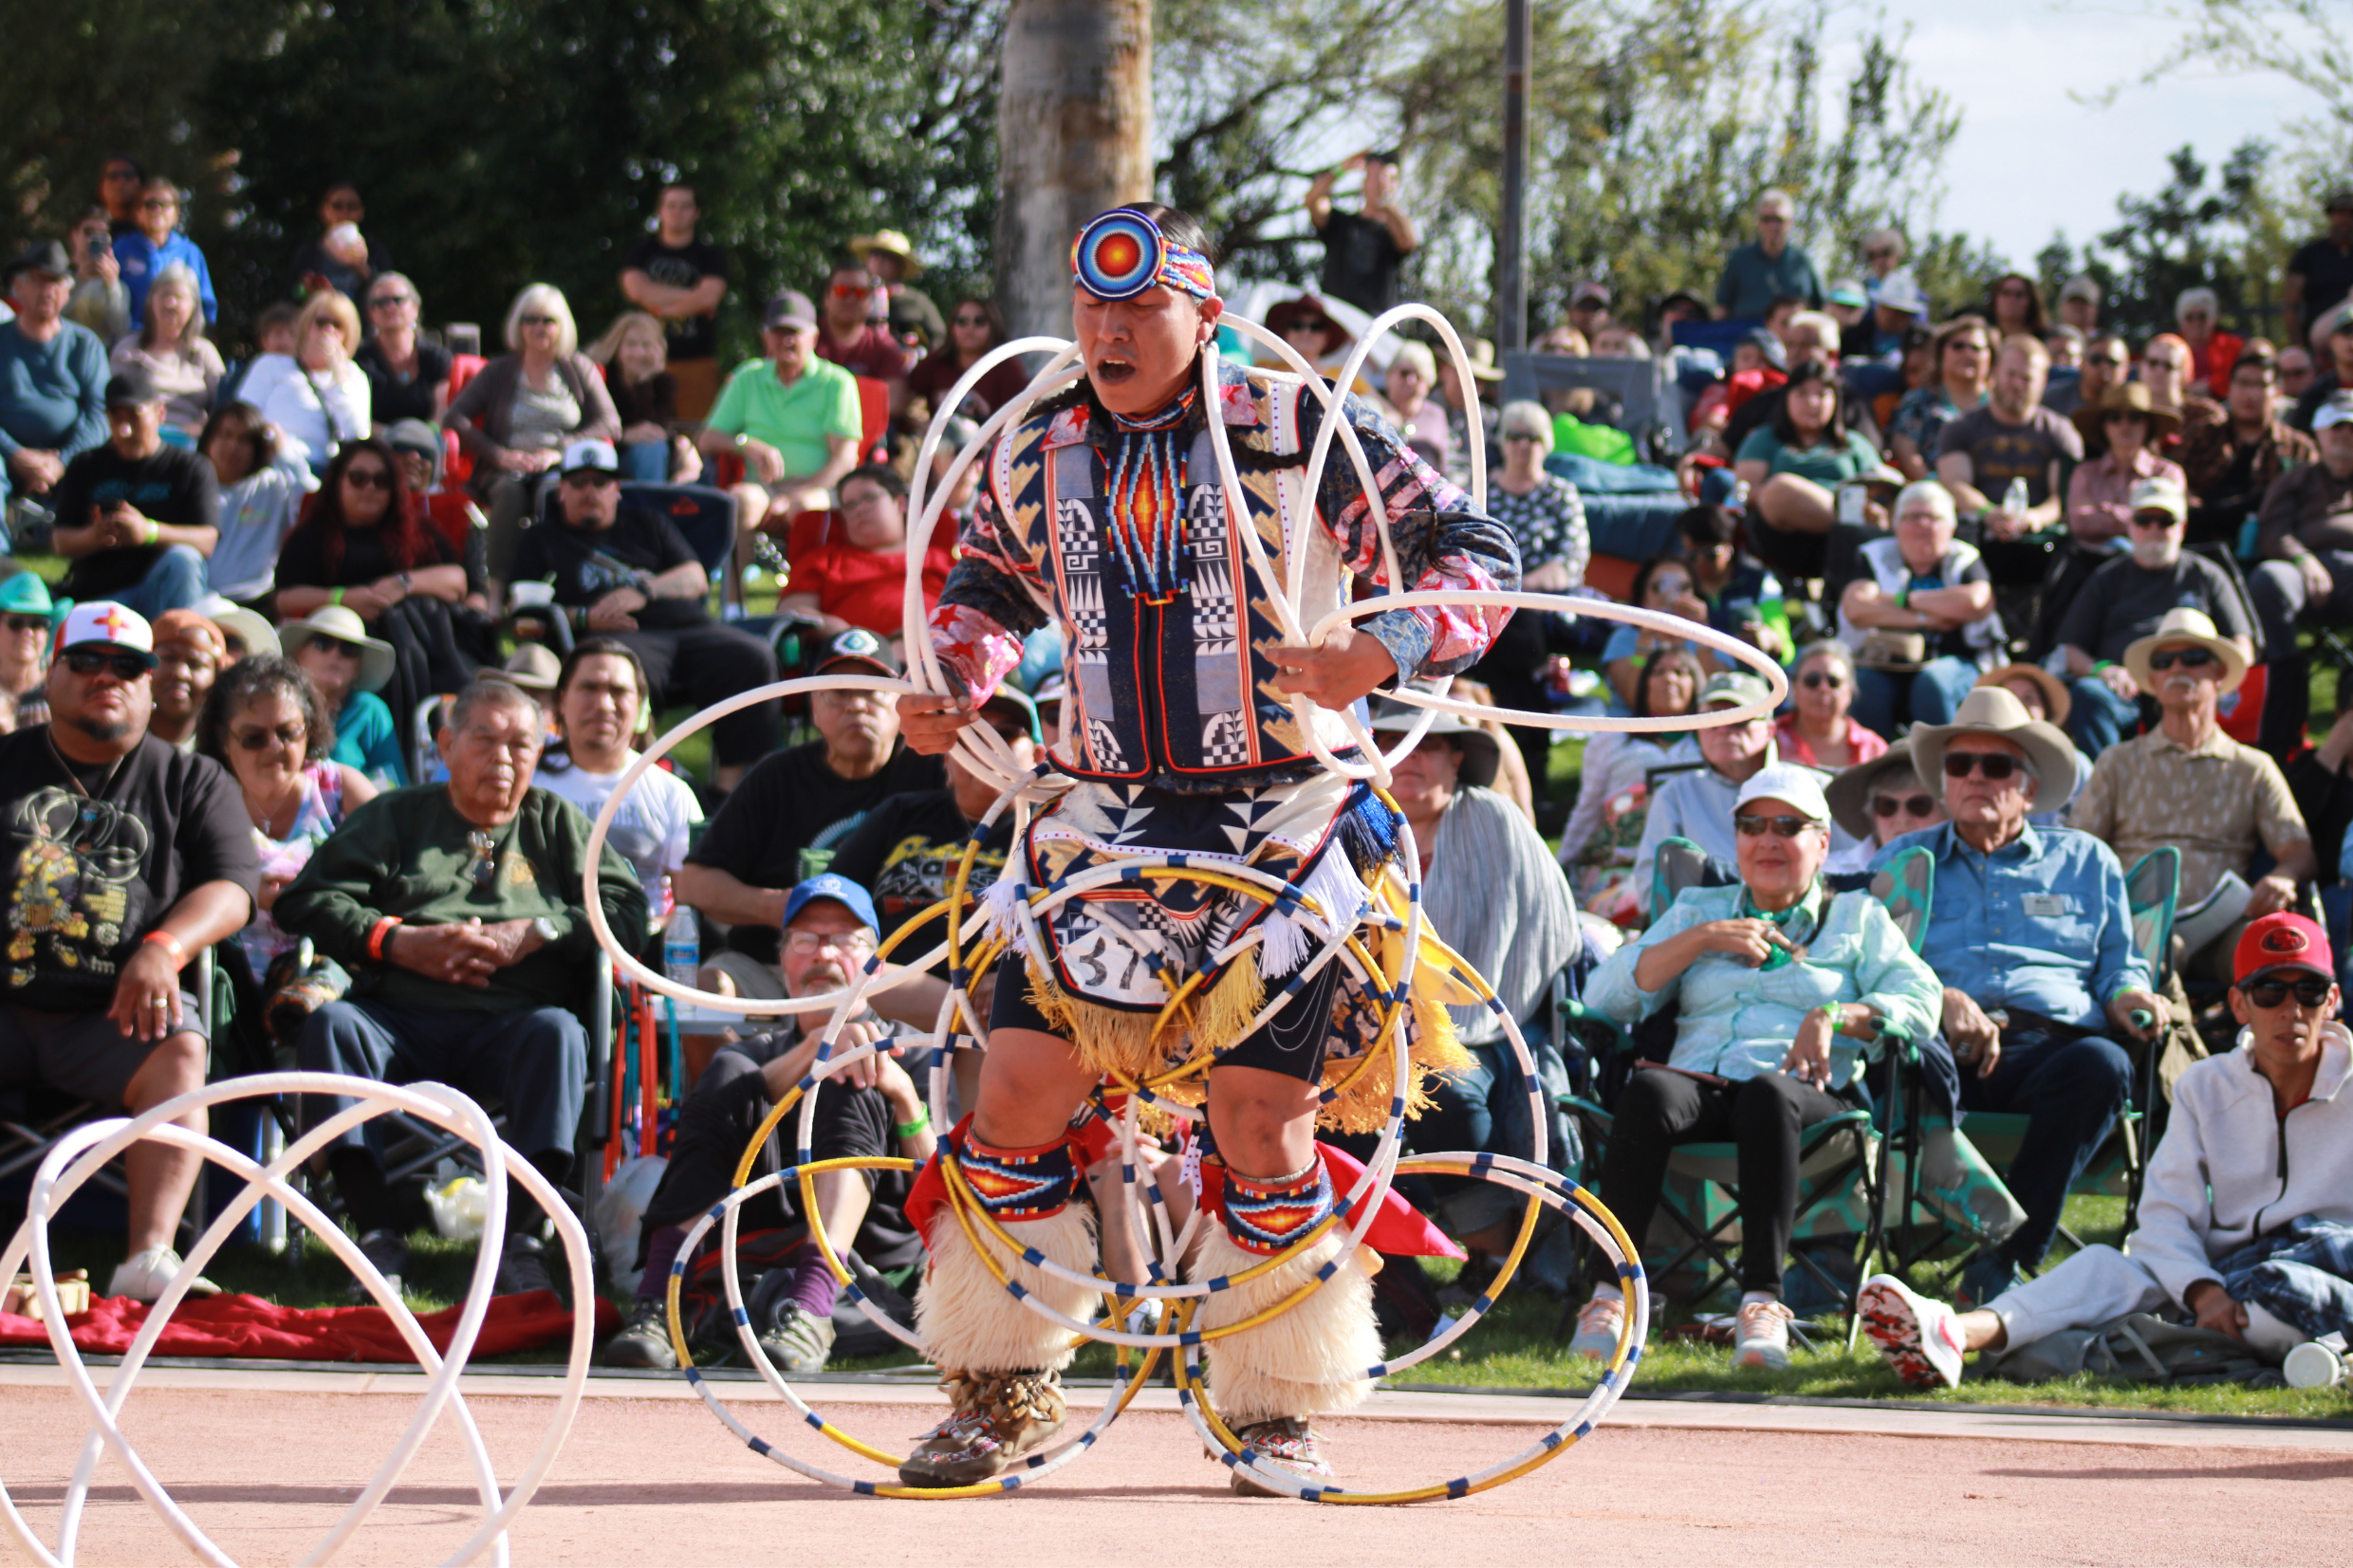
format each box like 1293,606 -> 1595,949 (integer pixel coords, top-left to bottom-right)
698,288 -> 863,573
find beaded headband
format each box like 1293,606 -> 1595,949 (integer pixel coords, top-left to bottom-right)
1070,209 -> 1218,304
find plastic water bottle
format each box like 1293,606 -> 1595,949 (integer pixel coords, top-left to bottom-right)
663,906 -> 699,988
2001,477 -> 2029,518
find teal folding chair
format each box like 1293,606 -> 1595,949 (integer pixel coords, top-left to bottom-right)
1931,845 -> 2179,1273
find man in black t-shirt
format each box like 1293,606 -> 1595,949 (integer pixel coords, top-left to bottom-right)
512,439 -> 777,786
677,629 -> 944,991
0,601 -> 257,1301
1306,151 -> 1417,315
51,368 -> 218,618
619,184 -> 730,420
2285,191 -> 2353,350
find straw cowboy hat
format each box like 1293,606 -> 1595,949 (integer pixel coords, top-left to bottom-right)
1367,697 -> 1502,788
2123,606 -> 2249,697
1825,739 -> 1931,841
1973,662 -> 2072,728
278,604 -> 396,694
847,230 -> 922,279
1908,686 -> 2078,806
2070,379 -> 2181,448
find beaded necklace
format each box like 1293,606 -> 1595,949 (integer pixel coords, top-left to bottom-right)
1102,388 -> 1195,603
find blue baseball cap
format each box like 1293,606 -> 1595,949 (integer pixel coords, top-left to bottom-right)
782,873 -> 879,932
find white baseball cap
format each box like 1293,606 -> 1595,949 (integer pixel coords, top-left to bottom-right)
57,601 -> 156,666
560,438 -> 621,478
1734,761 -> 1832,825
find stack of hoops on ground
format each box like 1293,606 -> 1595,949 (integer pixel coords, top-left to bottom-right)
577,303 -> 1794,1502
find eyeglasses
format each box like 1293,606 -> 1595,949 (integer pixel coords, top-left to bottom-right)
783,928 -> 878,956
468,829 -> 499,891
307,636 -> 362,660
367,293 -> 415,309
3,615 -> 47,635
1734,813 -> 1817,838
1942,751 -> 2020,781
342,467 -> 392,490
63,650 -> 150,681
2243,975 -> 2333,1010
830,284 -> 871,299
1800,670 -> 1845,690
2147,647 -> 2216,672
139,197 -> 176,212
1872,793 -> 1936,819
232,722 -> 306,751
518,314 -> 559,327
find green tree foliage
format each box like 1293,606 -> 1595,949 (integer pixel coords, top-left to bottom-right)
2032,140 -> 2288,344
9,0 -> 998,359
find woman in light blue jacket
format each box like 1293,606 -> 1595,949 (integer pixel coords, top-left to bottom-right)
1568,763 -> 1941,1373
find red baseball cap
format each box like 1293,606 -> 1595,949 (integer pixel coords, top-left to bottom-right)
2233,912 -> 2334,987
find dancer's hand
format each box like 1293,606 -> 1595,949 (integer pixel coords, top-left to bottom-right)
898,692 -> 978,754
1270,625 -> 1399,710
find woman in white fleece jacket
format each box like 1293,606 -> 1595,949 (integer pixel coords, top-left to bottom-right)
1855,912 -> 2353,1389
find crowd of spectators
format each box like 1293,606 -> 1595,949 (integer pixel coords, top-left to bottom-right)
0,154 -> 2348,1393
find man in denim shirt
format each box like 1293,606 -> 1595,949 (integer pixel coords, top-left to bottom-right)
1881,687 -> 2165,1304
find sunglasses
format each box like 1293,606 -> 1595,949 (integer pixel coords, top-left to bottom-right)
1800,670 -> 1845,690
64,650 -> 151,681
3,615 -> 48,635
831,283 -> 871,299
2103,411 -> 2149,425
2244,976 -> 2333,1010
368,294 -> 415,309
232,723 -> 306,751
518,314 -> 560,327
468,829 -> 498,891
1734,813 -> 1818,838
2088,356 -> 2129,369
2128,510 -> 2179,528
2148,647 -> 2216,672
307,636 -> 362,660
564,471 -> 620,489
1942,751 -> 2019,781
1864,247 -> 1896,260
1872,793 -> 1937,819
1502,431 -> 1543,443
342,467 -> 392,490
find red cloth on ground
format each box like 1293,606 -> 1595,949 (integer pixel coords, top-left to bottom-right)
0,1289 -> 616,1362
786,538 -> 954,638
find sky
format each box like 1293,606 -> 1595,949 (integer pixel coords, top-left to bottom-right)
1822,0 -> 2327,267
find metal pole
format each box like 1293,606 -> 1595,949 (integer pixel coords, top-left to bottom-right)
1496,0 -> 1532,350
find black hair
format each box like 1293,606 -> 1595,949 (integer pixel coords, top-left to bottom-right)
196,400 -> 276,474
197,655 -> 336,767
541,636 -> 653,773
1628,551 -> 1692,608
1635,647 -> 1703,718
839,462 -> 907,502
1120,202 -> 1220,268
1769,360 -> 1849,449
1676,503 -> 1738,548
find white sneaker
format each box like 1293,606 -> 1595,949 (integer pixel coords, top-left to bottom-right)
1859,1274 -> 1966,1390
1732,1298 -> 1794,1370
107,1246 -> 220,1303
1570,1294 -> 1625,1361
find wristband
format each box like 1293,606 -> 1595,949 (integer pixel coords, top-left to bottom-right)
330,587 -> 345,608
367,915 -> 403,961
1892,589 -> 1909,610
894,1110 -> 931,1141
141,930 -> 187,969
2091,659 -> 2115,674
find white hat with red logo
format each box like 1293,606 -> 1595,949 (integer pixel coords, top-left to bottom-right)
57,601 -> 157,668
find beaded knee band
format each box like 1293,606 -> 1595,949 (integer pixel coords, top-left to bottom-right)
1222,1159 -> 1334,1257
954,1128 -> 1080,1221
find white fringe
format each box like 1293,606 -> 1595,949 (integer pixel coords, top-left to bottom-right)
1193,1224 -> 1380,1426
1256,849 -> 1366,976
916,1205 -> 1099,1374
972,874 -> 1030,952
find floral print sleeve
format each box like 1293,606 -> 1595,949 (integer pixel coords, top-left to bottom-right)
1306,389 -> 1522,678
926,452 -> 1043,700
1495,476 -> 1589,587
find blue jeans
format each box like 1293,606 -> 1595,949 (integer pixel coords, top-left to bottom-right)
1852,656 -> 1981,740
2214,1215 -> 2353,1340
2066,675 -> 2142,759
621,441 -> 669,484
108,544 -> 212,619
296,998 -> 588,1165
1958,1023 -> 2132,1267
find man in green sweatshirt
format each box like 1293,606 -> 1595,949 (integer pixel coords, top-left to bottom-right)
278,675 -> 646,1298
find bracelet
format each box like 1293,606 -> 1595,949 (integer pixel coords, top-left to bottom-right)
367,915 -> 403,962
141,930 -> 187,969
2091,659 -> 2115,674
894,1110 -> 931,1141
1893,589 -> 1909,610
329,587 -> 345,608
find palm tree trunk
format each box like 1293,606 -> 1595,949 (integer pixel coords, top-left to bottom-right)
994,0 -> 1154,341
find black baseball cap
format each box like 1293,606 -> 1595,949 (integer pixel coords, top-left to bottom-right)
4,241 -> 70,285
104,366 -> 161,409
811,626 -> 900,678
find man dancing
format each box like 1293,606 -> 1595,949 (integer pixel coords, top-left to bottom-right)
896,203 -> 1517,1492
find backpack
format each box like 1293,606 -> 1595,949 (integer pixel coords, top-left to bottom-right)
1982,1311 -> 2278,1388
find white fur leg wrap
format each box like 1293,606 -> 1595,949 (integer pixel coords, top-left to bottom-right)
916,1204 -> 1100,1375
1194,1224 -> 1380,1426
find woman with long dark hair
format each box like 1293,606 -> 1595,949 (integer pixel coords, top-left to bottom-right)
1734,360 -> 1886,545
1982,272 -> 2049,341
201,400 -> 316,602
906,296 -> 1029,417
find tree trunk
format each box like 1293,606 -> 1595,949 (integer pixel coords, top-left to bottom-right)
994,0 -> 1154,342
